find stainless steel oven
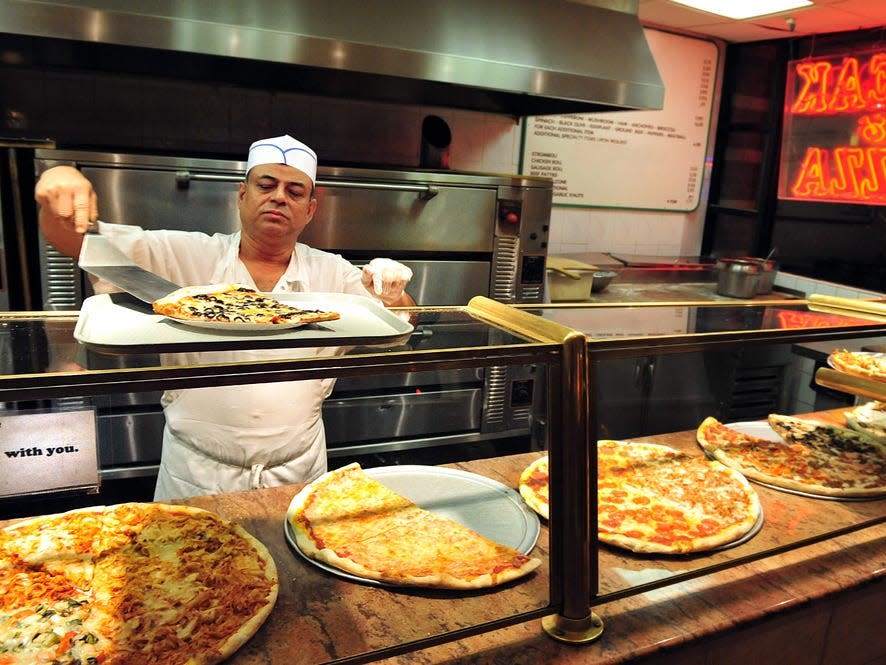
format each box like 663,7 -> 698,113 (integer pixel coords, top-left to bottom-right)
33,150 -> 552,480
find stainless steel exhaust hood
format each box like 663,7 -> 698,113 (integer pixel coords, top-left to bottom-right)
0,0 -> 664,116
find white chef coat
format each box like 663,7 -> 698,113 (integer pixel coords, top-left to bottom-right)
85,222 -> 378,500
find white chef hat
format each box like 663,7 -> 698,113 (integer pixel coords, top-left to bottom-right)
245,135 -> 317,184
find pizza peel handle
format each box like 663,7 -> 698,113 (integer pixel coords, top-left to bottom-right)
79,232 -> 181,304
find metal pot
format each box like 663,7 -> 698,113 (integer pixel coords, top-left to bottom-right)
740,256 -> 778,294
716,258 -> 761,298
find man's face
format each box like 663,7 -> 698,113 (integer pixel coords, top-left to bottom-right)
238,162 -> 317,242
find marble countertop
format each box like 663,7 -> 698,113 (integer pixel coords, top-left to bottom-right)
185,410 -> 881,664
2,411 -> 881,664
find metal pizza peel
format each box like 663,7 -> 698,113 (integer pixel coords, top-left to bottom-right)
79,231 -> 181,304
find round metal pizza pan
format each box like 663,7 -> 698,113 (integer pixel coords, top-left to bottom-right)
284,465 -> 541,586
706,421 -> 885,502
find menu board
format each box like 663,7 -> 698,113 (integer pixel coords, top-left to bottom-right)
521,29 -> 719,211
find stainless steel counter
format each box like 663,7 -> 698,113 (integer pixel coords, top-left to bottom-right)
548,267 -> 803,304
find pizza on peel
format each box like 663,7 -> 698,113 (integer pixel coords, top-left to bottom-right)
153,283 -> 340,326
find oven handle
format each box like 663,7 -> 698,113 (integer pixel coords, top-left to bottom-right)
175,171 -> 439,199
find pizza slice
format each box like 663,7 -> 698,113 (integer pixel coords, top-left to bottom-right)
828,349 -> 886,381
697,416 -> 886,498
152,283 -> 340,325
518,455 -> 549,520
0,507 -> 112,665
288,463 -> 541,589
767,413 -> 886,457
0,575 -> 106,665
0,505 -> 105,590
596,440 -> 760,554
845,401 -> 886,441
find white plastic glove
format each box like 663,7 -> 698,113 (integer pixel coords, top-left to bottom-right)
361,258 -> 413,306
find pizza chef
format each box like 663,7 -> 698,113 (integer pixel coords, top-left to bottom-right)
34,135 -> 415,500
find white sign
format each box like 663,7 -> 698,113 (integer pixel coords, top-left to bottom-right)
0,409 -> 99,498
521,29 -> 719,211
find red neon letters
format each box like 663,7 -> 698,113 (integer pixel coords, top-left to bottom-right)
787,52 -> 886,202
790,55 -> 886,115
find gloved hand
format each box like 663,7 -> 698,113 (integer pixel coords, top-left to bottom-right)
34,165 -> 98,233
361,258 -> 413,306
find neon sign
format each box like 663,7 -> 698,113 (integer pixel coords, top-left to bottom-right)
763,308 -> 875,329
779,50 -> 886,204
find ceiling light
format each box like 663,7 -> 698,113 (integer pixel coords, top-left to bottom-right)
669,0 -> 813,20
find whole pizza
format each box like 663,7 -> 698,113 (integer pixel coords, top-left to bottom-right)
519,441 -> 762,555
697,415 -> 886,498
153,283 -> 341,326
0,502 -> 278,665
287,463 -> 541,589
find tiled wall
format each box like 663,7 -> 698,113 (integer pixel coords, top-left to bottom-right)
546,205 -> 707,258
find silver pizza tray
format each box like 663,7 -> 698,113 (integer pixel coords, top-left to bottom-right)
284,465 -> 541,587
74,291 -> 414,354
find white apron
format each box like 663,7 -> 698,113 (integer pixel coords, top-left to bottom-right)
84,225 -> 374,500
153,349 -> 339,500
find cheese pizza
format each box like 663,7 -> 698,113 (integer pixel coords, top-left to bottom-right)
519,455 -> 549,520
828,349 -> 886,381
0,502 -> 278,665
519,441 -> 761,555
287,463 -> 541,589
697,415 -> 886,498
152,283 -> 340,326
